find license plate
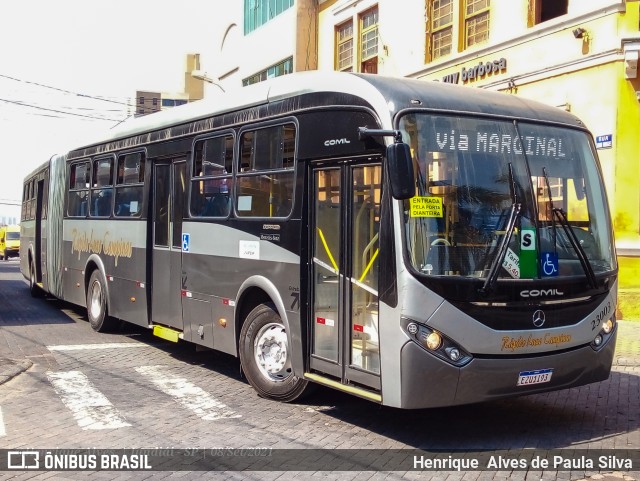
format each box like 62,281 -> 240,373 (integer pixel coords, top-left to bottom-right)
517,368 -> 553,386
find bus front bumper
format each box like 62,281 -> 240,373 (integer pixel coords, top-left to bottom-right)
399,327 -> 617,409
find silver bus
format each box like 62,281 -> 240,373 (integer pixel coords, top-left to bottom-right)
20,72 -> 617,408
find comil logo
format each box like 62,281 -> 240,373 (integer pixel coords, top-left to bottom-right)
520,289 -> 564,298
324,138 -> 351,146
7,451 -> 40,469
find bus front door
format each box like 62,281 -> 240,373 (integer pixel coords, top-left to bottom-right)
151,159 -> 186,330
310,161 -> 382,391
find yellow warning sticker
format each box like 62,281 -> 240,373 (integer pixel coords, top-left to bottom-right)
410,197 -> 443,218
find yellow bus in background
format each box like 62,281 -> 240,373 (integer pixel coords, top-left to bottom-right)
0,224 -> 20,260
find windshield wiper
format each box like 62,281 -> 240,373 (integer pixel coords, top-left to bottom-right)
552,207 -> 598,289
541,167 -> 559,254
541,166 -> 597,288
480,163 -> 521,294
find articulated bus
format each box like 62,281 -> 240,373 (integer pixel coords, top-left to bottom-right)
20,72 -> 617,408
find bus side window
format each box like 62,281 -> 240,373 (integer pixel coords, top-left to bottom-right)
115,152 -> 145,217
236,124 -> 295,218
190,135 -> 233,218
90,157 -> 114,217
68,161 -> 90,217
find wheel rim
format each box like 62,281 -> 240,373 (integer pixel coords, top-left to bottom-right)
253,322 -> 291,382
89,280 -> 103,320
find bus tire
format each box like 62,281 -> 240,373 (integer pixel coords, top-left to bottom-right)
239,303 -> 310,402
29,260 -> 42,298
86,270 -> 117,332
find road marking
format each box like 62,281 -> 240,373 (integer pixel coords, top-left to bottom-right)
0,406 -> 5,436
47,371 -> 131,430
47,343 -> 149,351
136,365 -> 241,421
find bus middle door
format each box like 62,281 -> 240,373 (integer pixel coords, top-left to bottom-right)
151,159 -> 186,330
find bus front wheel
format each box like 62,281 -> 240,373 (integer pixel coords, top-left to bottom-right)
239,303 -> 310,402
86,270 -> 117,332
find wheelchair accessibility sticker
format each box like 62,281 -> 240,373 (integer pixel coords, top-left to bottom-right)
541,252 -> 559,277
182,233 -> 190,253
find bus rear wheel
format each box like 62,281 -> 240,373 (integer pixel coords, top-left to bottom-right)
29,260 -> 42,298
239,303 -> 310,402
86,270 -> 117,332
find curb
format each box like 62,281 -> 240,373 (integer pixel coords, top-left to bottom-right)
0,358 -> 33,385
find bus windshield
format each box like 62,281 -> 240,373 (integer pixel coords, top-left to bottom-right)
399,113 -> 616,280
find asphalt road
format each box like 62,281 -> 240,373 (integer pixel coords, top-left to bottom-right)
0,260 -> 638,480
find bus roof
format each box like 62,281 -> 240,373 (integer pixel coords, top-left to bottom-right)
75,71 -> 585,151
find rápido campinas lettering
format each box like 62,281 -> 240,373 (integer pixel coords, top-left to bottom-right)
71,229 -> 133,266
501,333 -> 572,352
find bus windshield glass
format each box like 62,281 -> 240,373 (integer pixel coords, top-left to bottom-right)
399,113 -> 616,280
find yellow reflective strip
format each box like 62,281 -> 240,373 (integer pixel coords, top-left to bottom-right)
304,373 -> 381,402
317,228 -> 338,272
153,325 -> 180,343
359,248 -> 379,282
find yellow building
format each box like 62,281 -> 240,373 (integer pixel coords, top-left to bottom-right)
318,0 -> 640,317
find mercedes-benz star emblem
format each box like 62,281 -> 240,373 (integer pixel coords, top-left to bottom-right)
532,310 -> 546,328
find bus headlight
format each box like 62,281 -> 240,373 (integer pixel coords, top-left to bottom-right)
591,315 -> 616,351
446,347 -> 461,362
402,318 -> 472,367
425,332 -> 442,350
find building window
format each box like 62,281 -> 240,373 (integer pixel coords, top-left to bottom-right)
161,98 -> 188,108
139,97 -> 144,104
529,0 -> 568,26
464,0 -> 490,48
243,57 -> 293,86
428,0 -> 454,61
244,0 -> 294,34
360,7 -> 379,73
152,98 -> 158,106
336,21 -> 354,72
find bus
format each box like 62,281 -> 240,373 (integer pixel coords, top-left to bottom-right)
20,71 -> 617,408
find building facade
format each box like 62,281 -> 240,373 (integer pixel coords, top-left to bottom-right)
200,0 -> 318,91
317,0 -> 640,314
135,54 -> 204,116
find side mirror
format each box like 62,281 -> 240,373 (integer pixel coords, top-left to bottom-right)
386,142 -> 415,200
